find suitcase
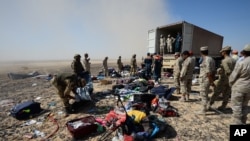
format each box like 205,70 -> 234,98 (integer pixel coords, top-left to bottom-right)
66,116 -> 98,139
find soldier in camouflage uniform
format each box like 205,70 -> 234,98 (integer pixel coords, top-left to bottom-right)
173,52 -> 183,94
71,54 -> 85,76
71,54 -> 90,82
180,51 -> 194,101
130,54 -> 137,76
209,46 -> 236,110
229,44 -> 250,124
83,53 -> 91,74
50,73 -> 86,115
117,56 -> 123,74
197,46 -> 216,115
103,57 -> 109,76
188,51 -> 196,95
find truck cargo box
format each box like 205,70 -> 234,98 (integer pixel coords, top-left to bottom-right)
148,21 -> 223,70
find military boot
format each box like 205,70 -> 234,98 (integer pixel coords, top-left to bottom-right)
217,105 -> 226,111
175,88 -> 180,94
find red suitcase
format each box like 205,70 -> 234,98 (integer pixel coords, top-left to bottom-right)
66,116 -> 98,139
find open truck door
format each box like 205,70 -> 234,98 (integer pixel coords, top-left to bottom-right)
148,29 -> 156,54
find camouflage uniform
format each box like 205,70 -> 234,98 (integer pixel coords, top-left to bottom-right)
199,48 -> 215,113
83,55 -> 91,74
180,56 -> 194,101
130,54 -> 137,76
209,56 -> 235,109
117,56 -> 123,74
103,57 -> 108,76
229,45 -> 250,124
50,73 -> 79,113
160,35 -> 166,55
188,55 -> 196,93
71,54 -> 85,76
173,54 -> 183,94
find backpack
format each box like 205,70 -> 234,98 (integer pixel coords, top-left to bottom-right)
10,100 -> 43,120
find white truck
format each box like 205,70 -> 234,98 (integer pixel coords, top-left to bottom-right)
147,21 -> 223,72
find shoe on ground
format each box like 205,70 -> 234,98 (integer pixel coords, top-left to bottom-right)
217,106 -> 226,111
195,110 -> 206,115
207,105 -> 213,111
179,97 -> 186,102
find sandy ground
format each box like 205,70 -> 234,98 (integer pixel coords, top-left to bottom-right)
0,60 -> 248,141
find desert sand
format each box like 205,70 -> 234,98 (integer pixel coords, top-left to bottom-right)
0,60 -> 245,141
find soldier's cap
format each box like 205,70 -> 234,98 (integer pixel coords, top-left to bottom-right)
243,44 -> 250,51
220,46 -> 231,52
200,46 -> 208,51
119,56 -> 121,58
174,52 -> 180,56
74,54 -> 81,58
84,53 -> 88,56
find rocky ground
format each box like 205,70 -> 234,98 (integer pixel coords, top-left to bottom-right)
0,60 -> 246,141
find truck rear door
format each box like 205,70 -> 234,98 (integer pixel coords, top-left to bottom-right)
148,29 -> 156,54
182,22 -> 194,51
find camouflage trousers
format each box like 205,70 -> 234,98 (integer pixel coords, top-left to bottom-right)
199,77 -> 210,107
104,67 -> 108,76
174,74 -> 180,89
130,66 -> 137,76
209,80 -> 231,107
180,77 -> 192,94
231,90 -> 250,125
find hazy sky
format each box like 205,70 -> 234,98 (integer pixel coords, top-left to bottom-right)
0,0 -> 249,61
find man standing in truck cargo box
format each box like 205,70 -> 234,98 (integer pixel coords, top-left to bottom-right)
166,34 -> 175,53
197,46 -> 216,115
160,34 -> 166,55
173,52 -> 183,94
210,46 -> 236,110
175,32 -> 182,53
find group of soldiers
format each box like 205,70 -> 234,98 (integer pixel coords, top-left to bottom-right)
116,53 -> 163,82
50,44 -> 250,124
159,32 -> 182,55
50,53 -> 91,115
173,44 -> 250,125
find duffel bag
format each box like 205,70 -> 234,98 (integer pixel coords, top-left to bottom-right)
10,100 -> 43,120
